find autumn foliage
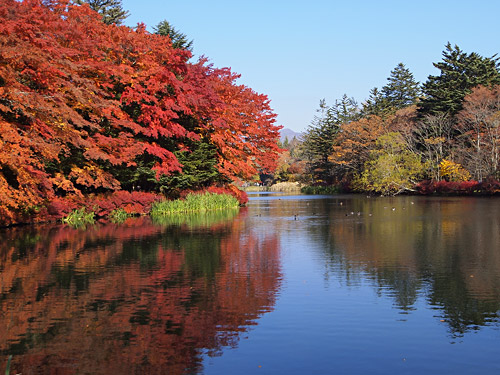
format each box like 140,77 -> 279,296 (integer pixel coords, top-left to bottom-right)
0,0 -> 281,226
416,179 -> 500,195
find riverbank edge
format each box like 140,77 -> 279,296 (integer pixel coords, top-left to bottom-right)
253,179 -> 500,196
1,186 -> 248,228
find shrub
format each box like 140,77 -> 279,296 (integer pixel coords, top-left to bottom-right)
439,159 -> 471,181
269,181 -> 302,192
480,177 -> 500,194
38,191 -> 162,223
416,180 -> 481,195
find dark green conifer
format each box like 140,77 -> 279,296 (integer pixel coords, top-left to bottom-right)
363,63 -> 420,116
154,20 -> 194,51
74,0 -> 129,25
301,96 -> 359,184
419,43 -> 500,116
382,63 -> 421,109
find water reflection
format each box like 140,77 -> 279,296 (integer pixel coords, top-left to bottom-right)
0,210 -> 282,374
257,194 -> 500,337
2,195 -> 500,374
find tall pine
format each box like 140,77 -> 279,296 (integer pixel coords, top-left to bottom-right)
363,63 -> 420,116
419,43 -> 500,116
74,0 -> 129,25
154,20 -> 194,51
382,63 -> 421,109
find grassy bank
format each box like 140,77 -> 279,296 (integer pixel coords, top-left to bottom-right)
150,192 -> 240,216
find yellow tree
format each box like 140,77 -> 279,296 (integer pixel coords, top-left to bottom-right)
354,132 -> 427,195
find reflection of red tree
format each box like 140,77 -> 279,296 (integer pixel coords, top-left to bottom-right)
0,215 -> 281,374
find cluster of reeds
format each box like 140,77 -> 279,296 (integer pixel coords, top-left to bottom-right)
150,192 -> 240,216
108,208 -> 131,223
62,207 -> 95,227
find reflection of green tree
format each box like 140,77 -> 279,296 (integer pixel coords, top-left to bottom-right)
116,236 -> 162,269
374,269 -> 420,311
151,209 -> 242,280
429,270 -> 500,337
298,195 -> 500,336
159,226 -> 225,281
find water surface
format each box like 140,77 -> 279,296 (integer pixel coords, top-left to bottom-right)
1,194 -> 499,374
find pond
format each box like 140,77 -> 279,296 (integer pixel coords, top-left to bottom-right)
1,194 -> 500,374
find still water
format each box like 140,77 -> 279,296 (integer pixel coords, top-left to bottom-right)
1,194 -> 499,374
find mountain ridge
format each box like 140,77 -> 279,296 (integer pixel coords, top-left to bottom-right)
280,128 -> 302,142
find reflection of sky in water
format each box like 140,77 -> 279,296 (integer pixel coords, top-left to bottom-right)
1,195 -> 500,374
204,195 -> 500,375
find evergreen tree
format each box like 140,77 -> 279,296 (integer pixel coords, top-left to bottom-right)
74,0 -> 129,25
419,43 -> 500,116
302,96 -> 359,184
362,63 -> 420,116
362,87 -> 387,116
158,141 -> 224,196
154,20 -> 194,51
382,63 -> 421,109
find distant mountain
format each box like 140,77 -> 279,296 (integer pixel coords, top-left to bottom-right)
280,128 -> 302,143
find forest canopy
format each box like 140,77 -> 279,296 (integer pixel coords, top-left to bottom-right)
282,47 -> 500,196
0,0 -> 281,226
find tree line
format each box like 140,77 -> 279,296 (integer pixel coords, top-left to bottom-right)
277,43 -> 500,195
0,0 -> 281,225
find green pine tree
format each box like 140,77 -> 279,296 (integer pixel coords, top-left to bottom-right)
419,43 -> 500,116
283,136 -> 290,149
363,63 -> 420,116
362,87 -> 387,116
74,0 -> 129,25
158,141 -> 224,196
154,20 -> 194,51
382,63 -> 421,109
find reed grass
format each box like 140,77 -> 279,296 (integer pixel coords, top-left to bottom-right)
150,192 -> 239,216
5,355 -> 12,375
108,208 -> 130,223
62,207 -> 95,227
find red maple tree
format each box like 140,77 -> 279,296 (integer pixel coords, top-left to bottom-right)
0,0 -> 281,225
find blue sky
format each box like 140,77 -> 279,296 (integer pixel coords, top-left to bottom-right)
122,0 -> 500,132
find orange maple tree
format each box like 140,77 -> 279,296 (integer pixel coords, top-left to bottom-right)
0,0 -> 281,225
